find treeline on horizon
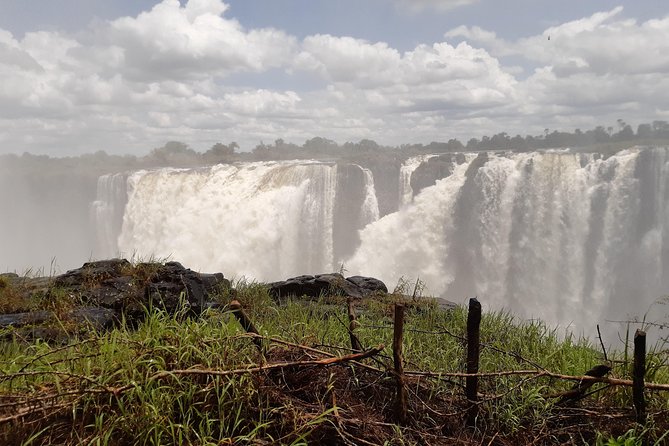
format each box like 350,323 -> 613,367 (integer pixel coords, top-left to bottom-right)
3,119 -> 669,173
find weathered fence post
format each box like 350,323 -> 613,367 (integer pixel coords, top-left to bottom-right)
393,303 -> 408,424
633,329 -> 646,424
466,298 -> 481,428
229,299 -> 263,350
347,298 -> 362,352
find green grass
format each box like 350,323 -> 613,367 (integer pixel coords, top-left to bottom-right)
0,280 -> 668,445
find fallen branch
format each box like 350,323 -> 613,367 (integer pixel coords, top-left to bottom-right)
0,399 -> 76,424
0,344 -> 385,424
405,369 -> 669,392
246,334 -> 386,374
106,344 -> 386,394
238,333 -> 669,392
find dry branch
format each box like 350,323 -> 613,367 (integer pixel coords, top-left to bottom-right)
0,344 -> 385,426
142,344 -> 384,383
402,369 -> 669,391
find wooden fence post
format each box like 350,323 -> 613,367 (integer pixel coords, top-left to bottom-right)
633,329 -> 646,424
229,299 -> 263,350
347,298 -> 363,352
466,298 -> 481,428
393,303 -> 408,424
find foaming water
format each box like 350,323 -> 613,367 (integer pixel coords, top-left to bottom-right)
94,148 -> 669,334
348,148 -> 669,331
116,161 -> 338,280
360,167 -> 380,224
91,173 -> 127,258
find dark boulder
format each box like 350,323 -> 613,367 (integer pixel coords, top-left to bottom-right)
0,259 -> 231,341
145,261 -> 230,313
268,273 -> 387,300
78,276 -> 137,310
70,307 -> 118,330
56,260 -> 230,315
345,276 -> 388,295
410,154 -> 462,197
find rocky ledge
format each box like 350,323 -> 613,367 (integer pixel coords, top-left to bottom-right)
0,259 -> 391,342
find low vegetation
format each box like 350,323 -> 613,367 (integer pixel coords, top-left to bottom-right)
0,276 -> 668,445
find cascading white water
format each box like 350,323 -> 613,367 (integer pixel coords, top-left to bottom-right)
116,161 -> 339,280
360,167 -> 380,225
91,173 -> 127,258
93,148 -> 669,334
347,148 -> 669,332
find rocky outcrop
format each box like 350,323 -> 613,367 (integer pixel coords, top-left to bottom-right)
0,259 -> 230,341
66,260 -> 229,314
268,273 -> 388,300
0,259 -> 394,342
333,164 -> 368,261
410,153 -> 467,197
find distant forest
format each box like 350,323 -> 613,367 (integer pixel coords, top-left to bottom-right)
3,120 -> 669,173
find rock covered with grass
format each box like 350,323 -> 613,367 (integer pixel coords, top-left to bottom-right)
0,259 -> 231,340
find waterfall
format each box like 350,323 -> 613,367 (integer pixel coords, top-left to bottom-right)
360,167 -> 380,225
92,148 -> 669,334
114,161 -> 339,280
90,173 -> 127,259
347,148 -> 669,332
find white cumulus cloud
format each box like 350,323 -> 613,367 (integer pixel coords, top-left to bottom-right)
1,2 -> 669,154
105,0 -> 296,81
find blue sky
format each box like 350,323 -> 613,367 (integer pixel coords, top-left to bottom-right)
0,0 -> 668,154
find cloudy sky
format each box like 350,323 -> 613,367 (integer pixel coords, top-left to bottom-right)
1,0 -> 668,155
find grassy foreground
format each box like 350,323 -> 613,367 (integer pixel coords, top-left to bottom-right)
0,279 -> 668,445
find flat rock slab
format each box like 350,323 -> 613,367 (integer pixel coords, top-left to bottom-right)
0,307 -> 117,342
0,311 -> 51,328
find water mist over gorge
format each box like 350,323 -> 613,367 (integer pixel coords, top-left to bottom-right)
2,147 -> 669,333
